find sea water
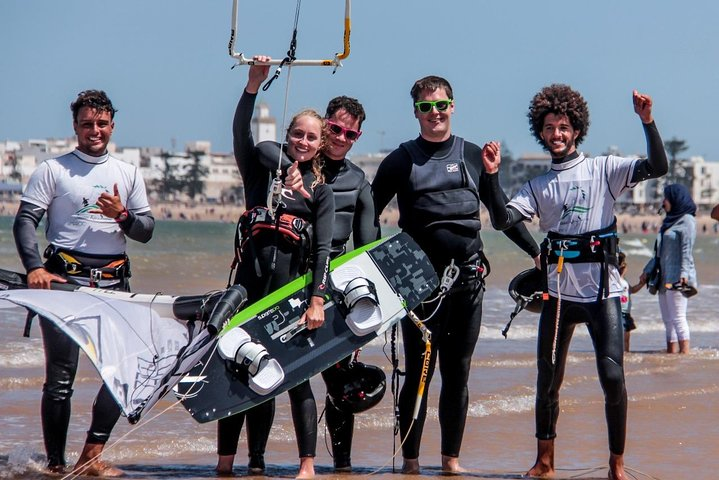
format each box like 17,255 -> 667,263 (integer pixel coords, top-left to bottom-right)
1,218 -> 718,479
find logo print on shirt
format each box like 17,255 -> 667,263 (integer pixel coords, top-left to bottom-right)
561,204 -> 591,220
560,186 -> 590,221
446,163 -> 459,173
570,186 -> 587,200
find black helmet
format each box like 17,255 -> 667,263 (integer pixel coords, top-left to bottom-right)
502,268 -> 544,338
326,362 -> 386,414
508,268 -> 544,314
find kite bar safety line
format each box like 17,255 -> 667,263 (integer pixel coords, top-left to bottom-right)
228,0 -> 351,68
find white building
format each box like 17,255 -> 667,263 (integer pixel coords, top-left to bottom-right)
251,102 -> 277,143
683,156 -> 719,208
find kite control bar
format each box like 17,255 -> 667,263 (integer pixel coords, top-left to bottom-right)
228,0 -> 351,68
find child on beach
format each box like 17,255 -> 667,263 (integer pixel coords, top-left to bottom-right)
618,251 -> 644,352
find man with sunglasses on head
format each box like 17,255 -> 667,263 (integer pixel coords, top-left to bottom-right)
371,75 -> 540,474
319,96 -> 380,260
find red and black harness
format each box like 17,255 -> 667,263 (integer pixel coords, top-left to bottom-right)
229,206 -> 313,285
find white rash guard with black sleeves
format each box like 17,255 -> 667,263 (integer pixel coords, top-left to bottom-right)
21,149 -> 151,256
508,153 -> 639,302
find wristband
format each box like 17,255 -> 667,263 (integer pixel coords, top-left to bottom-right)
115,208 -> 129,223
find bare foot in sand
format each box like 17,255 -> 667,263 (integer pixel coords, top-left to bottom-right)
525,439 -> 555,478
608,452 -> 625,480
402,458 -> 420,474
441,455 -> 467,474
296,457 -> 315,479
215,454 -> 234,476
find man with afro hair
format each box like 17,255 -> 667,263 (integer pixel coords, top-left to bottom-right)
480,84 -> 668,480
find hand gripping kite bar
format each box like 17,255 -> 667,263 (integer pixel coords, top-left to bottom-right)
228,0 -> 351,67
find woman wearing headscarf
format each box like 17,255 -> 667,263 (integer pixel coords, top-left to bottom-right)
641,183 -> 697,354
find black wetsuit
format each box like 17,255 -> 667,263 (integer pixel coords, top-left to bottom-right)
488,121 -> 668,455
319,157 -> 380,469
217,89 -> 334,464
372,135 -> 540,459
13,202 -> 154,469
241,133 -> 381,468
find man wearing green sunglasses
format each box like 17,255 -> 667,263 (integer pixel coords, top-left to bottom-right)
372,76 -> 541,474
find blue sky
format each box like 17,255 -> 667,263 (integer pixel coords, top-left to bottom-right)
2,0 -> 718,160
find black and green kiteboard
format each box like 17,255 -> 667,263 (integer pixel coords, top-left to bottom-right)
176,232 -> 438,423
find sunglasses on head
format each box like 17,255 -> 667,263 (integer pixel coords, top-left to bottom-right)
414,99 -> 453,114
326,120 -> 362,141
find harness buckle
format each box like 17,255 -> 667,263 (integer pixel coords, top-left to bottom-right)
589,235 -> 600,253
439,259 -> 460,294
56,252 -> 83,275
90,268 -> 103,287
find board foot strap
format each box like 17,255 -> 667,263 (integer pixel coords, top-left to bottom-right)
218,328 -> 285,395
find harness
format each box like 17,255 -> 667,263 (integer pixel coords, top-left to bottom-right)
43,245 -> 130,288
24,245 -> 130,337
455,252 -> 490,292
539,219 -> 619,365
230,206 -> 313,282
435,252 -> 490,298
540,219 -> 619,302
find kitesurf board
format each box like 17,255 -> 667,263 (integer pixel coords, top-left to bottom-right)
176,232 -> 438,423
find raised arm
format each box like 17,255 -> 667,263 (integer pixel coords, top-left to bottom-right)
478,142 -> 540,261
232,56 -> 272,177
630,90 -> 668,183
480,141 -> 532,231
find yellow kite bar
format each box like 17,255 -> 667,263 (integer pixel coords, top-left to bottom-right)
228,0 -> 351,67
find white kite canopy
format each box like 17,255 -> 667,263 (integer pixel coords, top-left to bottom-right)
228,0 -> 351,68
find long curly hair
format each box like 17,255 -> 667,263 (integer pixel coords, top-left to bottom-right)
286,109 -> 326,188
528,84 -> 590,146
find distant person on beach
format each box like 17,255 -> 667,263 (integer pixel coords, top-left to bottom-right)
482,84 -> 668,479
282,94 -> 381,472
641,184 -> 697,354
371,75 -> 541,474
216,55 -> 334,479
618,251 -> 644,352
12,89 -> 155,477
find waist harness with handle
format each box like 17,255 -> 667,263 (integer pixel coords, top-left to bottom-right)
540,218 -> 619,301
230,206 -> 313,283
23,246 -> 131,337
44,245 -> 130,287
